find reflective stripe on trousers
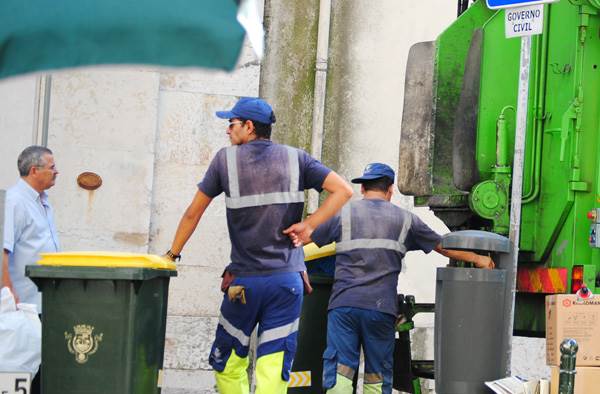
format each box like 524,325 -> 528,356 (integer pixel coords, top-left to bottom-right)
217,314 -> 299,349
209,272 -> 303,393
335,203 -> 412,253
225,145 -> 305,209
258,318 -> 299,346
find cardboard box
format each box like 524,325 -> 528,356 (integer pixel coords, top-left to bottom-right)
546,294 -> 600,366
551,366 -> 600,394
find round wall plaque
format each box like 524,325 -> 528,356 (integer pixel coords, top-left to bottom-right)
77,172 -> 102,191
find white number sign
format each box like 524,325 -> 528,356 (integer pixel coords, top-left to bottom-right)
0,373 -> 31,394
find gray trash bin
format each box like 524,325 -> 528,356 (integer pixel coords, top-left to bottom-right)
434,230 -> 512,394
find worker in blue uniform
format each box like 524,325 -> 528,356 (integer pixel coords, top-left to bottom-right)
298,163 -> 494,394
164,97 -> 353,394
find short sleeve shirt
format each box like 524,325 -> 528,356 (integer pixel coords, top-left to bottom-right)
311,199 -> 441,316
3,179 -> 60,311
198,140 -> 331,276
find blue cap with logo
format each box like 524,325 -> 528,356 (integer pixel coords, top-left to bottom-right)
215,97 -> 276,125
351,163 -> 395,184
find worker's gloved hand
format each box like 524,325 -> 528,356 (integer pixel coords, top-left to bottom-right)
227,286 -> 246,304
474,255 -> 495,269
221,270 -> 235,292
301,271 -> 313,295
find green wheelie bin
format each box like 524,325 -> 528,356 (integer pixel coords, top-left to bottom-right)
26,252 -> 177,394
289,243 -> 336,393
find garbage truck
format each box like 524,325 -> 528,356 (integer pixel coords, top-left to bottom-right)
398,0 -> 600,335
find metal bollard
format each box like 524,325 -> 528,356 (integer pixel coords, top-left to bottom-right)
558,338 -> 578,394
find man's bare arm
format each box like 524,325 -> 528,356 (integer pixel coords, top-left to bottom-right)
2,249 -> 18,302
434,244 -> 495,269
167,190 -> 213,258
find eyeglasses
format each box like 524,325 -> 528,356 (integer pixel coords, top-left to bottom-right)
228,121 -> 244,129
36,164 -> 57,172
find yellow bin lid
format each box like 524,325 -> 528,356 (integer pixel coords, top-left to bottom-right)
38,252 -> 177,270
303,242 -> 336,262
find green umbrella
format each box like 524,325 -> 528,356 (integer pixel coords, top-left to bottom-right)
0,0 -> 245,79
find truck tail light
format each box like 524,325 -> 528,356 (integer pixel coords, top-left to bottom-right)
572,265 -> 584,293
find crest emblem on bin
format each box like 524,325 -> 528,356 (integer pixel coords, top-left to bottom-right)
64,324 -> 104,364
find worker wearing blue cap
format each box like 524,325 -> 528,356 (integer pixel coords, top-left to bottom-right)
295,163 -> 494,394
165,97 -> 352,393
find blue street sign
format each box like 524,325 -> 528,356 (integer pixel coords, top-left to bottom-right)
486,0 -> 558,9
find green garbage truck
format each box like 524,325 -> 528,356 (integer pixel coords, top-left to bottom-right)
398,0 -> 600,335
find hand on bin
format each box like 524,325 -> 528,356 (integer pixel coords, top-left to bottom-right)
474,255 -> 495,269
395,314 -> 408,327
162,250 -> 181,262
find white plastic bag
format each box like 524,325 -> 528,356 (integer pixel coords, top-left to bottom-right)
0,287 -> 41,374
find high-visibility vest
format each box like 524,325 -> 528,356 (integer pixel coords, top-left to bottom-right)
335,202 -> 412,254
224,145 -> 305,209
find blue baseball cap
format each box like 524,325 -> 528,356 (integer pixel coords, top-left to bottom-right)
351,163 -> 395,184
215,97 -> 276,125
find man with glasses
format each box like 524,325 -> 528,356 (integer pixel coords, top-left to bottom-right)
3,145 -> 60,394
165,97 -> 352,393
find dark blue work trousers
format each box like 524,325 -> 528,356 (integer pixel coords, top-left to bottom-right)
323,307 -> 396,393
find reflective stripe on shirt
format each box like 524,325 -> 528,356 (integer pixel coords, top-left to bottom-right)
336,203 -> 412,253
224,145 -> 305,209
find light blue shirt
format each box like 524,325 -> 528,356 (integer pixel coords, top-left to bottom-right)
3,179 -> 60,311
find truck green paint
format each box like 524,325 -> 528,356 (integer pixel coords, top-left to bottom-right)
399,0 -> 600,334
